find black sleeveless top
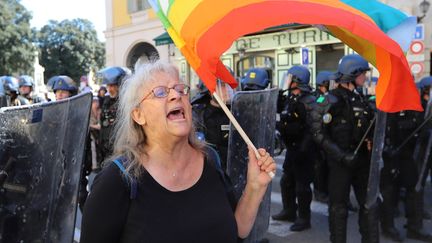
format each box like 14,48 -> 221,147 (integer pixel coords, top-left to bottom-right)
80,159 -> 238,243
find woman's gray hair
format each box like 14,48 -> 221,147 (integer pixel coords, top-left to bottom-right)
109,60 -> 205,179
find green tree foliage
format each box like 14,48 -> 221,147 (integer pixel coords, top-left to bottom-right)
36,19 -> 105,82
0,0 -> 36,75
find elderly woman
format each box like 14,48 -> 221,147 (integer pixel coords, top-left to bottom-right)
80,61 -> 276,243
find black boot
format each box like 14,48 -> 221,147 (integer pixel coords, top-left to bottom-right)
272,173 -> 297,222
272,209 -> 296,221
359,204 -> 380,243
329,204 -> 348,243
290,183 -> 312,231
290,218 -> 311,231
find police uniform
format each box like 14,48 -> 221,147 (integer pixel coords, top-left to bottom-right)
96,66 -> 129,163
313,86 -> 377,243
279,91 -> 316,230
192,93 -> 230,171
381,110 -> 432,242
100,95 -> 118,162
272,66 -> 316,232
311,71 -> 333,203
311,55 -> 378,243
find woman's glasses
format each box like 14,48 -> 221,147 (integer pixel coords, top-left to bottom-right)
139,84 -> 190,104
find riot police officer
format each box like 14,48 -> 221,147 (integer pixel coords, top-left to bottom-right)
241,68 -> 270,91
50,75 -> 78,101
311,54 -> 378,242
272,66 -> 316,232
192,79 -> 233,171
1,76 -> 29,106
97,66 -> 129,163
18,75 -> 46,104
314,71 -> 333,96
381,108 -> 432,242
311,71 -> 333,203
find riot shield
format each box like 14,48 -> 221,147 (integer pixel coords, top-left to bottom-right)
227,88 -> 278,243
412,90 -> 432,192
366,110 -> 387,208
0,83 -> 6,108
0,92 -> 92,243
414,129 -> 432,191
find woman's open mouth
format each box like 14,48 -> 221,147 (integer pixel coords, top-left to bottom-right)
167,107 -> 186,120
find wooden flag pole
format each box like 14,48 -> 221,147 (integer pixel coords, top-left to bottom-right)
212,92 -> 275,178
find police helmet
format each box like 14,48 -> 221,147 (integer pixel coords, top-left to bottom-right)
97,66 -> 130,85
18,75 -> 34,88
316,71 -> 333,87
287,65 -> 311,91
333,54 -> 370,83
1,76 -> 19,94
197,80 -> 209,93
241,68 -> 270,91
420,76 -> 432,88
50,75 -> 78,93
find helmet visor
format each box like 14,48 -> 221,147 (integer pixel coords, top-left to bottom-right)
215,80 -> 234,104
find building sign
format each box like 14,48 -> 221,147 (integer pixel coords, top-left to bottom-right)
301,47 -> 309,65
410,41 -> 425,54
410,62 -> 424,74
413,24 -> 424,40
225,27 -> 339,54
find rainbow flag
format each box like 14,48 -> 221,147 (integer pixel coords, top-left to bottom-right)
149,0 -> 422,112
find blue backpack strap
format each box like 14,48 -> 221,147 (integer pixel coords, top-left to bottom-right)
112,156 -> 137,200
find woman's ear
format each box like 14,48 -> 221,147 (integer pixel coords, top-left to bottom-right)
131,107 -> 146,125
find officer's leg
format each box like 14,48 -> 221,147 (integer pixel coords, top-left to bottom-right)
313,152 -> 328,203
272,169 -> 297,221
379,163 -> 403,241
328,162 -> 351,243
406,188 -> 432,242
290,181 -> 312,231
421,162 -> 431,220
352,159 -> 379,243
291,156 -> 313,231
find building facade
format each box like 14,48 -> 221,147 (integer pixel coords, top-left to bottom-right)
105,0 -> 432,90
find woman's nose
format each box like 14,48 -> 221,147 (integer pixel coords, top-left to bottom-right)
168,88 -> 181,101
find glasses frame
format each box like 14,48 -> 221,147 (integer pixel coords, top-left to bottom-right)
138,83 -> 190,105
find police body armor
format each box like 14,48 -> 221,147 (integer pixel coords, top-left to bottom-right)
312,87 -> 373,163
0,92 -> 92,242
280,92 -> 316,169
226,88 -> 278,243
100,96 -> 118,161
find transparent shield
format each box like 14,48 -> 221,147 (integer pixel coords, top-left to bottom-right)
0,92 -> 92,242
226,88 -> 278,242
280,73 -> 293,92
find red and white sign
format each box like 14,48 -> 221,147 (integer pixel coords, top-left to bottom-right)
410,62 -> 424,74
410,41 -> 424,54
